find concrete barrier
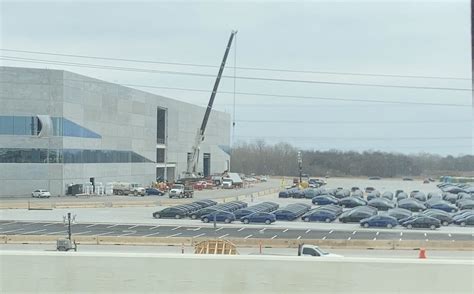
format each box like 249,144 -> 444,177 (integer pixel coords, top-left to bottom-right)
1,251 -> 472,293
4,235 -> 473,250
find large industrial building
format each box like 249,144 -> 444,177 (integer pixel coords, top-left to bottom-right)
0,66 -> 231,197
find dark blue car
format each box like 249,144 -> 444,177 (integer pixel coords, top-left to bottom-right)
241,212 -> 276,224
278,190 -> 290,198
312,195 -> 339,205
360,215 -> 398,228
301,210 -> 337,222
201,211 -> 236,223
430,201 -> 458,213
145,188 -> 165,196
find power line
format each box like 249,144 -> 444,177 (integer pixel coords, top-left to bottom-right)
0,78 -> 469,108
0,48 -> 470,81
234,135 -> 471,141
235,119 -> 471,124
1,55 -> 472,92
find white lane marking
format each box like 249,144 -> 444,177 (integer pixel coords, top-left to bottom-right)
424,233 -> 427,237
271,235 -> 278,239
72,231 -> 92,235
297,236 -> 302,240
119,232 -> 135,237
237,227 -> 245,232
171,226 -> 181,231
219,234 -> 229,239
425,239 -> 429,242
106,224 -> 118,228
448,233 -> 452,237
328,230 -> 333,234
43,223 -> 59,227
166,233 -> 182,238
376,231 -> 380,236
0,228 -> 25,234
322,236 -> 327,240
215,227 -> 224,232
97,232 -> 114,236
21,229 -> 47,235
143,231 -> 160,237
373,237 -> 377,241
305,229 -> 311,234
193,233 -> 206,238
149,226 -> 160,230
400,232 -> 403,236
260,228 -> 266,232
46,230 -> 66,235
347,237 -> 352,241
244,234 -> 253,239
283,229 -> 288,232
86,224 -> 98,228
128,225 -> 139,229
1,221 -> 17,226
187,227 -> 200,231
352,231 -> 356,235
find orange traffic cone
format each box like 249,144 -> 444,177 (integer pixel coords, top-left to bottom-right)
419,248 -> 426,259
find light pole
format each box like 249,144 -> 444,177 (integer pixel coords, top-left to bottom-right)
62,212 -> 76,240
297,151 -> 303,184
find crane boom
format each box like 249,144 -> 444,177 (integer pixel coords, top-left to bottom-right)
185,30 -> 237,177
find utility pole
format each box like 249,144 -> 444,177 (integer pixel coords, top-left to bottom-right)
297,151 -> 303,184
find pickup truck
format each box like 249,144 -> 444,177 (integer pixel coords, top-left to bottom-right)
297,244 -> 343,257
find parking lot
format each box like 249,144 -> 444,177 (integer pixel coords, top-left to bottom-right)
1,220 -> 473,242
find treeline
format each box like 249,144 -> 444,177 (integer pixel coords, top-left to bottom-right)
230,141 -> 474,178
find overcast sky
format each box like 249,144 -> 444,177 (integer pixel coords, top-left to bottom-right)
1,0 -> 472,156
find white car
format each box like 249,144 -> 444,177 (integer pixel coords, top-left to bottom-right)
32,189 -> 51,198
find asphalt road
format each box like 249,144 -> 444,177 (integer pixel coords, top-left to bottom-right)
1,220 -> 472,241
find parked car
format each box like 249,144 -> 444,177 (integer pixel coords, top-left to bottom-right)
273,204 -> 310,221
303,189 -> 317,199
381,191 -> 394,201
411,192 -> 427,202
443,193 -> 458,204
422,210 -> 453,226
457,199 -> 474,210
351,190 -> 364,198
152,207 -> 188,219
339,197 -> 367,208
310,205 -> 343,216
301,210 -> 338,222
366,192 -> 379,201
278,190 -> 291,198
32,189 -> 51,198
387,208 -> 412,221
398,199 -> 426,212
453,210 -> 474,221
201,211 -> 236,223
339,208 -> 376,223
401,216 -> 441,230
453,215 -> 474,226
193,199 -> 217,208
368,198 -> 395,211
360,215 -> 398,228
427,192 -> 442,200
334,189 -> 351,199
312,195 -> 339,205
429,201 -> 458,213
365,187 -> 375,193
145,188 -> 165,196
396,192 -> 409,201
241,212 -> 276,224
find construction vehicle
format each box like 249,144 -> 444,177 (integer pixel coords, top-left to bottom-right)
181,30 -> 237,180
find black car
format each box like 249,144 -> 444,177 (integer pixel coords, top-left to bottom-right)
401,216 -> 441,230
398,199 -> 426,212
368,198 -> 395,211
278,190 -> 290,198
193,199 -> 217,208
152,207 -> 188,219
422,210 -> 453,226
387,208 -> 412,221
396,192 -> 409,201
412,192 -> 427,202
443,193 -> 458,204
334,189 -> 350,199
145,188 -> 165,196
339,197 -> 367,208
310,205 -> 343,216
338,208 -> 376,223
381,191 -> 394,201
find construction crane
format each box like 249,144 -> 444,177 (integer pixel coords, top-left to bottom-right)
183,30 -> 237,180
